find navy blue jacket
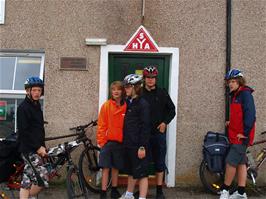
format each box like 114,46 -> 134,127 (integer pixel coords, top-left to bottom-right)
17,97 -> 45,154
123,96 -> 151,148
142,86 -> 176,133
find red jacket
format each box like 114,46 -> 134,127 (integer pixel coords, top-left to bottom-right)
97,99 -> 126,147
228,86 -> 256,146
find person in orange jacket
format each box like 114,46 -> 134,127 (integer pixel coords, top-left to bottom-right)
97,81 -> 127,199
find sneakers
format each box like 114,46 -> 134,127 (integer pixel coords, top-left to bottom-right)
219,189 -> 230,199
229,191 -> 247,199
119,193 -> 135,199
156,191 -> 165,199
111,188 -> 122,199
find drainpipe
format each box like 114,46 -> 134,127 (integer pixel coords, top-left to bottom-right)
225,0 -> 231,135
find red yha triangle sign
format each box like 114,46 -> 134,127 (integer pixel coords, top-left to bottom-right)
124,25 -> 159,52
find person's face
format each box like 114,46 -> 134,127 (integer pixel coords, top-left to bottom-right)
228,79 -> 240,92
27,87 -> 42,100
111,87 -> 122,100
144,76 -> 156,87
124,85 -> 133,97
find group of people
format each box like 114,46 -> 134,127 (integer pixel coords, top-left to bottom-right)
16,67 -> 256,199
96,66 -> 176,199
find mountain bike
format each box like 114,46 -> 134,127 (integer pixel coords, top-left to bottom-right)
0,125 -> 91,199
199,131 -> 266,194
68,122 -> 112,193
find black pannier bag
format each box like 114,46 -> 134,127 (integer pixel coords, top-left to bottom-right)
203,131 -> 229,173
0,133 -> 21,183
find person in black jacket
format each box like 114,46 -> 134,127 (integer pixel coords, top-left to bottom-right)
142,66 -> 176,199
17,77 -> 48,199
119,74 -> 151,199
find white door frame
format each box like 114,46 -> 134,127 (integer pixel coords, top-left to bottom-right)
99,45 -> 179,187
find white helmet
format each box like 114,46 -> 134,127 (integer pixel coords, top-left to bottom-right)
123,74 -> 142,85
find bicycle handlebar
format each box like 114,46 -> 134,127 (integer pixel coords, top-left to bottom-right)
69,120 -> 97,131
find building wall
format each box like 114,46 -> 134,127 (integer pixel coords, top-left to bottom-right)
0,0 -> 265,186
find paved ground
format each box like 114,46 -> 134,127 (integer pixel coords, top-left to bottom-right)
2,185 -> 266,199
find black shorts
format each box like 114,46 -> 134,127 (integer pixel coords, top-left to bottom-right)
98,141 -> 124,170
150,132 -> 167,172
123,147 -> 149,179
226,144 -> 247,167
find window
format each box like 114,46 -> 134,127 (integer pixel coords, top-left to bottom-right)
0,0 -> 5,24
0,50 -> 45,137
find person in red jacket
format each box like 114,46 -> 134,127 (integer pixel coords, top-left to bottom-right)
220,69 -> 256,199
97,81 -> 127,199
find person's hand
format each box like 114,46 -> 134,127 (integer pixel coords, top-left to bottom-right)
157,122 -> 166,133
237,134 -> 247,141
138,147 -> 146,159
225,121 -> 230,127
37,146 -> 47,157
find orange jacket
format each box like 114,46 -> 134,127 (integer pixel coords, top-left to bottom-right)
97,99 -> 126,147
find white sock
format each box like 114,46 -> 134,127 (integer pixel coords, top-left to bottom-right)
139,197 -> 146,199
125,191 -> 133,197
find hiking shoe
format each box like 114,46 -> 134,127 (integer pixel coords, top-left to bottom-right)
111,188 -> 122,199
100,191 -> 107,199
119,193 -> 135,199
229,191 -> 247,199
133,191 -> 139,198
219,189 -> 230,199
156,191 -> 165,199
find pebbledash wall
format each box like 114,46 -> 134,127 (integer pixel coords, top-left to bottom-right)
0,0 -> 265,186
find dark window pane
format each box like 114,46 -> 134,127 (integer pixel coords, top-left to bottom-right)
14,57 -> 41,90
0,57 -> 16,89
0,98 -> 15,138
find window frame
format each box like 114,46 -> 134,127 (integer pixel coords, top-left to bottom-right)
0,50 -> 45,94
0,0 -> 5,24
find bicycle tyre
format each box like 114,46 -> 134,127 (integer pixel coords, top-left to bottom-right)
66,166 -> 88,199
78,147 -> 111,193
199,159 -> 225,194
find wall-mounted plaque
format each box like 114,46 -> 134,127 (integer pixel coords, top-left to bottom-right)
60,57 -> 87,70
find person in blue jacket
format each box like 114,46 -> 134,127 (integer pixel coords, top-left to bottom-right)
220,69 -> 256,199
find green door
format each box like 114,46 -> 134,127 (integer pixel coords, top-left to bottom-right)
109,54 -> 170,89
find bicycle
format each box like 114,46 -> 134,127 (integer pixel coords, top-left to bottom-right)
68,121 -> 112,193
199,131 -> 266,195
0,125 -> 91,199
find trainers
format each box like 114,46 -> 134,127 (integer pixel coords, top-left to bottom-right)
156,191 -> 165,199
229,191 -> 247,199
119,193 -> 135,199
219,189 -> 230,199
111,188 -> 122,199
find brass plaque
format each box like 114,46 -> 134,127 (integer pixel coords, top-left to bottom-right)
60,57 -> 87,70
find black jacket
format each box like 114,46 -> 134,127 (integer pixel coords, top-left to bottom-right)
123,96 -> 151,148
142,86 -> 176,133
17,96 -> 45,154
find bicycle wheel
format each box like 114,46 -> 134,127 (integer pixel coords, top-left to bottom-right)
78,147 -> 111,193
66,167 -> 88,199
199,159 -> 224,194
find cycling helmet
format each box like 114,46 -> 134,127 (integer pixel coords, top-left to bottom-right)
225,69 -> 243,80
24,77 -> 44,89
143,66 -> 158,77
123,74 -> 142,85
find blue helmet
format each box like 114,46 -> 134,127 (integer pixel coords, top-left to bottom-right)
225,69 -> 243,80
24,77 -> 44,89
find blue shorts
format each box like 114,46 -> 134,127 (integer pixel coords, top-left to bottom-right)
98,141 -> 124,170
122,147 -> 149,179
150,132 -> 167,172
